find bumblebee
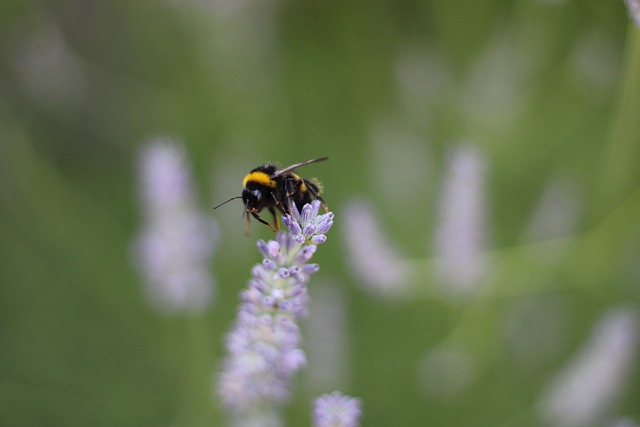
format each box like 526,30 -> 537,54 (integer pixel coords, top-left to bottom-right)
214,157 -> 328,233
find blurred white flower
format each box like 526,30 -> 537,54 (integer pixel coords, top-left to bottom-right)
624,0 -> 640,27
133,137 -> 218,313
433,145 -> 489,299
341,199 -> 412,297
540,307 -> 639,427
607,418 -> 640,427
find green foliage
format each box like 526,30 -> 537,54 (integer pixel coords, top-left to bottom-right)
1,0 -> 638,426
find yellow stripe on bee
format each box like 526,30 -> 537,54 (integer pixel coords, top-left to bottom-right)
243,171 -> 276,188
290,173 -> 307,192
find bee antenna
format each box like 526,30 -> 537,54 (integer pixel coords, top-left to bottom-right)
213,196 -> 243,210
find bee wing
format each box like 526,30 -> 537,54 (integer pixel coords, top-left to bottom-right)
270,157 -> 328,178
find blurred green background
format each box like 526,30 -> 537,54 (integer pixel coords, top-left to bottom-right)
1,0 -> 640,426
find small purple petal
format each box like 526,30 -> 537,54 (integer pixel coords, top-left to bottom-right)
301,263 -> 320,274
267,241 -> 280,259
301,203 -> 314,224
276,231 -> 291,253
294,245 -> 317,264
285,283 -> 307,298
286,216 -> 302,235
252,265 -> 270,280
315,214 -> 334,234
262,295 -> 276,307
257,239 -> 270,258
289,202 -> 303,225
242,287 -> 262,302
303,222 -> 317,237
278,268 -> 290,278
311,235 -> 327,244
310,200 -> 322,217
263,259 -> 277,271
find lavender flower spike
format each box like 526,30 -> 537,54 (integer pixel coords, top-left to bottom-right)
133,137 -> 217,313
313,391 -> 362,427
217,202 -> 334,421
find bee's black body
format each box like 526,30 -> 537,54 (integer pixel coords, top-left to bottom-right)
215,157 -> 328,233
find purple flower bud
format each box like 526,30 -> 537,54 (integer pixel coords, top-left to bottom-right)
257,239 -> 270,258
309,200 -> 322,217
285,283 -> 307,298
301,203 -> 314,224
242,287 -> 261,303
263,259 -> 277,271
311,235 -> 327,244
303,222 -> 317,237
294,245 -> 317,264
313,391 -> 362,427
252,265 -> 271,281
315,214 -> 334,235
278,268 -> 290,278
288,266 -> 301,276
262,295 -> 276,308
267,241 -> 280,259
301,263 -> 320,274
285,215 -> 302,235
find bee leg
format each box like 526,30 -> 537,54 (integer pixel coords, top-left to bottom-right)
271,192 -> 290,216
318,196 -> 329,212
243,211 -> 251,236
283,179 -> 301,214
251,211 -> 277,232
268,206 -> 280,231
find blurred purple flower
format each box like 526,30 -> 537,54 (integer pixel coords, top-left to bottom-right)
433,144 -> 488,299
608,418 -> 640,427
539,307 -> 639,427
133,137 -> 217,313
625,0 -> 640,26
341,199 -> 411,297
313,391 -> 362,427
217,201 -> 334,419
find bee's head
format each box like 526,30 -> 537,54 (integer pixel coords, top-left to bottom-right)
242,187 -> 265,211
